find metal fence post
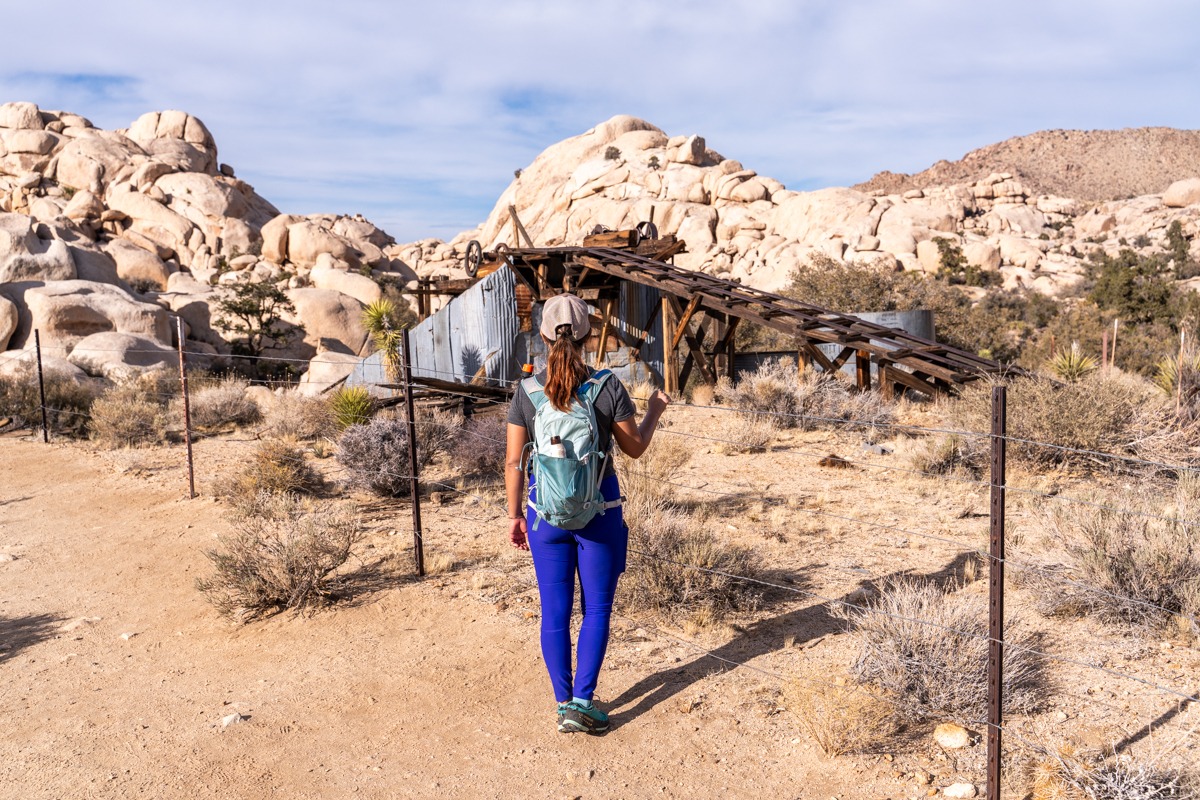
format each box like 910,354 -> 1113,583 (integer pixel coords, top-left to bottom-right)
988,385 -> 1007,800
34,329 -> 48,443
400,328 -> 425,576
176,318 -> 196,499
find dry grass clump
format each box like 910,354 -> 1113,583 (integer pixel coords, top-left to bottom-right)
89,376 -> 168,448
840,579 -> 1049,722
1031,742 -> 1197,800
716,360 -> 893,435
196,492 -> 363,622
715,415 -> 775,454
621,505 -> 762,622
447,412 -> 506,476
903,433 -> 986,477
1038,476 -> 1200,632
784,672 -> 897,757
615,434 -> 692,532
263,390 -> 336,441
180,377 -> 261,429
215,439 -> 324,499
0,363 -> 97,437
950,373 -> 1199,470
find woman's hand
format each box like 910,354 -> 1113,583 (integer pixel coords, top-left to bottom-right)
508,516 -> 529,551
648,389 -> 672,413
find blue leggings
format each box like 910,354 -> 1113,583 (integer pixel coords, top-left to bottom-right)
527,474 -> 627,703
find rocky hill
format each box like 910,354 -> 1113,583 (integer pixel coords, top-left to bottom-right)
854,127 -> 1200,202
3,103 -> 1200,387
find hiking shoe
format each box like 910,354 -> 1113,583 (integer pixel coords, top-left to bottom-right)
555,702 -> 572,733
559,700 -> 610,734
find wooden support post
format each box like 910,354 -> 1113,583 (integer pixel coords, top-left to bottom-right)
662,296 -> 678,395
878,362 -> 895,401
508,205 -> 535,247
668,295 -> 702,352
855,349 -> 872,391
595,298 -> 613,367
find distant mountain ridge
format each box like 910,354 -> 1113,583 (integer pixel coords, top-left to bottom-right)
854,127 -> 1200,201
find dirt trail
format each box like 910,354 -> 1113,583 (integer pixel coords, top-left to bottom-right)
0,437 -> 850,799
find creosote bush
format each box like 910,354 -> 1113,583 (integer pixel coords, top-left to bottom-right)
1039,477 -> 1200,631
215,439 -> 324,500
197,492 -> 363,622
264,391 -> 335,441
840,579 -> 1049,722
180,377 -> 261,429
0,363 -> 97,437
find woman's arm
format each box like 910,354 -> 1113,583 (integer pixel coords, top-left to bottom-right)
611,390 -> 671,459
504,423 -> 530,550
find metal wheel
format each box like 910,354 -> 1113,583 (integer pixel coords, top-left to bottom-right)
464,240 -> 483,277
636,221 -> 659,241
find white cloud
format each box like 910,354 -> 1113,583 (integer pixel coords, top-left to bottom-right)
2,0 -> 1199,240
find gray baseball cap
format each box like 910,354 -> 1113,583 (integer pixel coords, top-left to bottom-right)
539,293 -> 592,341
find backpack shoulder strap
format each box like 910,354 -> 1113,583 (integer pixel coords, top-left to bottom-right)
578,369 -> 614,404
522,375 -> 549,410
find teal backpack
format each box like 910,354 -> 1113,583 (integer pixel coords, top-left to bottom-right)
522,369 -> 621,530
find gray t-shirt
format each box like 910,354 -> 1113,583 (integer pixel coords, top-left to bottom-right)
507,369 -> 636,477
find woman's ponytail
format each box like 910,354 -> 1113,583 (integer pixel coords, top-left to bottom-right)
544,325 -> 589,412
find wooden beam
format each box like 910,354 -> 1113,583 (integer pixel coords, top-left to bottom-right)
508,205 -> 535,247
667,294 -> 703,351
800,341 -> 835,372
829,346 -> 856,371
881,365 -> 939,398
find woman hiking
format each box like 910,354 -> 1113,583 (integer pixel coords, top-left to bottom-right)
505,293 -> 671,734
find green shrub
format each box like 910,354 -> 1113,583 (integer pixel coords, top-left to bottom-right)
604,145 -> 621,161
330,386 -> 374,429
197,492 -> 363,621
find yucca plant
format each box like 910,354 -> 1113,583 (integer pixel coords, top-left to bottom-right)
330,386 -> 375,429
362,298 -> 405,382
1048,342 -> 1098,382
1153,350 -> 1200,394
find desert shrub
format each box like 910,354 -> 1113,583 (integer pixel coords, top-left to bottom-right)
718,361 -> 894,433
0,363 -> 97,437
416,409 -> 463,460
337,416 -> 413,496
264,391 -> 335,441
331,386 -> 374,429
716,360 -> 799,427
784,673 -> 897,757
215,439 -> 324,499
904,433 -> 985,477
1038,477 -> 1200,631
615,434 -> 692,533
196,492 -> 363,621
840,579 -> 1049,722
180,377 -> 261,429
949,373 -> 1199,469
621,505 -> 762,622
448,413 -> 506,476
1032,743 -> 1197,800
89,376 -> 169,447
604,145 -> 621,160
715,415 -> 775,454
1047,342 -> 1099,382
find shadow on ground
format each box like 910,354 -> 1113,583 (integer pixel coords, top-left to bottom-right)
0,613 -> 64,664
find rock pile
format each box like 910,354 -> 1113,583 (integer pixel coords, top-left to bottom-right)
398,115 -> 1200,300
4,105 -> 1200,382
0,102 -> 418,388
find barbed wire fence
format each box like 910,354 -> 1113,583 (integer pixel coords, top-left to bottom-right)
5,329 -> 1200,796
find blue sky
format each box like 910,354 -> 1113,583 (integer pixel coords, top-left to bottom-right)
3,1 -> 1197,242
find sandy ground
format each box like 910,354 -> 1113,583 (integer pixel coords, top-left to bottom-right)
1,405 -> 1197,799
